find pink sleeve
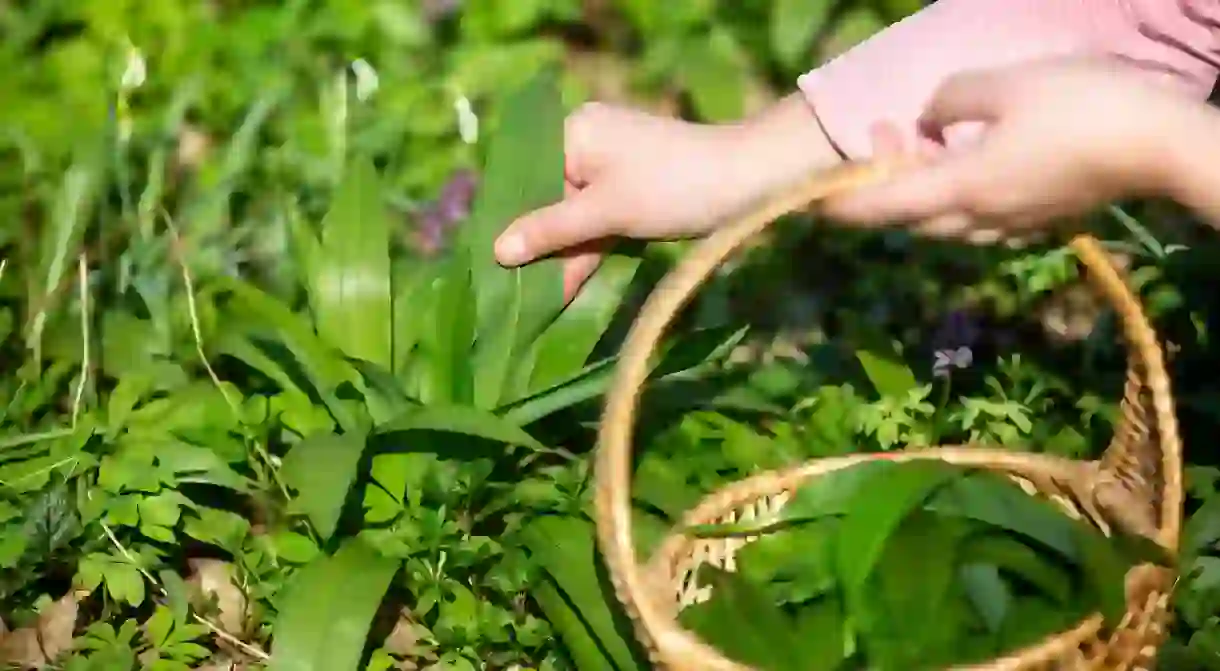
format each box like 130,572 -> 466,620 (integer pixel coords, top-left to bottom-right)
799,0 -> 1220,160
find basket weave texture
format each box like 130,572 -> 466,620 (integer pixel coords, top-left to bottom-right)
594,162 -> 1183,670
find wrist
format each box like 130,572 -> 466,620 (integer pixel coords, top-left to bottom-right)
726,93 -> 845,196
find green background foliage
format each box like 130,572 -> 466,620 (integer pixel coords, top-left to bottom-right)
5,1 -> 1220,670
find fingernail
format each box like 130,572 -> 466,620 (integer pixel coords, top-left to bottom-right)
495,231 -> 526,266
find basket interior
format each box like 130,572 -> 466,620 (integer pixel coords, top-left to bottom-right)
656,462 -> 1173,671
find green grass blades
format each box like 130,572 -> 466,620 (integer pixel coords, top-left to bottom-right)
268,538 -> 399,671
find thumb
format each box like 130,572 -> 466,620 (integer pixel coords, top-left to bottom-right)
917,68 -> 1011,138
495,184 -> 623,267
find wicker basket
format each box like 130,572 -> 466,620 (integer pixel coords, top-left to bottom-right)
594,162 -> 1183,670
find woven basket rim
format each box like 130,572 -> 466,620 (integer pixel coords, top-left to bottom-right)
593,161 -> 1183,670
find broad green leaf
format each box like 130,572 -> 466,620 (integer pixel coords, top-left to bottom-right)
211,276 -> 362,433
269,538 -> 399,671
958,532 -> 1072,605
530,578 -> 619,671
923,472 -> 1083,562
1184,496 -> 1220,556
349,359 -> 415,424
688,460 -> 893,538
631,452 -> 703,521
527,253 -> 640,394
855,349 -> 918,399
499,323 -> 744,425
211,276 -> 354,388
834,461 -> 958,595
390,261 -> 430,376
280,432 -> 367,541
377,404 -> 546,451
734,522 -> 839,606
310,157 -> 393,368
520,515 -> 644,671
855,511 -> 965,668
422,249 -> 475,405
1073,524 -> 1141,623
771,0 -> 837,70
998,595 -> 1084,655
461,70 -> 567,409
678,567 -> 802,671
959,563 -> 1011,634
788,594 -> 849,668
498,358 -> 618,426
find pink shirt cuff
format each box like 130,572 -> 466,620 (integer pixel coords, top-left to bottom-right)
799,0 -> 1220,160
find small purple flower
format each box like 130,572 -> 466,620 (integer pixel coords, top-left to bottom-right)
933,346 -> 973,379
931,309 -> 979,378
414,206 -> 448,255
437,169 -> 477,223
409,169 -> 479,256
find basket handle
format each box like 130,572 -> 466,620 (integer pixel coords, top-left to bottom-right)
593,160 -> 1182,649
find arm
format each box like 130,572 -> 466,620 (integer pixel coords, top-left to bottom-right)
798,0 -> 1220,160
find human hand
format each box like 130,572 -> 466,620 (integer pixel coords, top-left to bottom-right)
493,95 -> 838,300
821,57 -> 1207,242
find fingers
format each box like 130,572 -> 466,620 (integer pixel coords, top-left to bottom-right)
561,245 -> 606,303
917,68 -> 1011,139
495,184 -> 622,267
821,155 -> 973,224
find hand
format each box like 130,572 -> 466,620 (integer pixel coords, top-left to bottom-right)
493,95 -> 838,300
821,57 -> 1206,242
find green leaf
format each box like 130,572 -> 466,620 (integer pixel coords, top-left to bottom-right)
377,404 -> 546,451
280,432 -> 367,541
498,357 -> 617,426
957,532 -> 1073,605
771,0 -> 837,70
958,563 -> 1011,634
520,515 -> 644,671
923,472 -> 1084,562
834,461 -> 958,595
688,460 -> 894,538
421,248 -> 476,405
678,567 -> 802,671
269,539 -> 398,671
499,323 -> 743,425
211,277 -> 362,433
787,593 -> 849,668
390,262 -> 430,376
855,349 -> 918,399
855,511 -> 966,669
529,578 -> 619,671
309,157 -> 393,368
526,253 -> 640,394
461,69 -> 567,409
